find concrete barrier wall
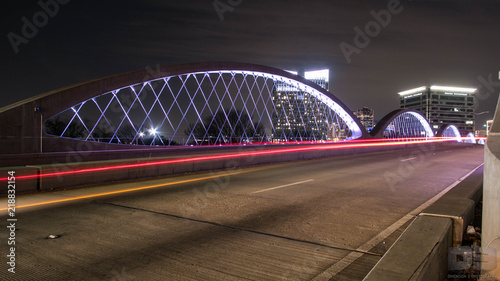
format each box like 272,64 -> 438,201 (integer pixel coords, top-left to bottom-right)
1,142 -> 448,195
364,166 -> 483,281
484,140 -> 500,245
482,92 -> 500,278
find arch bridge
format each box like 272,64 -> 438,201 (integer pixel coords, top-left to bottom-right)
0,62 -> 475,155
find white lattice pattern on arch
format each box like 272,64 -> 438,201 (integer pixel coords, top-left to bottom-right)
383,111 -> 434,140
44,71 -> 363,146
442,125 -> 462,142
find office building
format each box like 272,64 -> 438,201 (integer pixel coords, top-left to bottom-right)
304,69 -> 329,91
353,107 -> 375,131
399,85 -> 476,134
272,69 -> 332,141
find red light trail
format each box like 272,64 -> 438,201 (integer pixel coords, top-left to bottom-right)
0,138 -> 474,182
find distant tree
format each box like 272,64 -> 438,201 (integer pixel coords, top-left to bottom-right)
116,124 -> 136,143
186,109 -> 264,144
91,124 -> 113,142
44,116 -> 85,139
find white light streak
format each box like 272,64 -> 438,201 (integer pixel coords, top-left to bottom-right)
304,69 -> 329,82
398,86 -> 426,96
430,86 -> 476,93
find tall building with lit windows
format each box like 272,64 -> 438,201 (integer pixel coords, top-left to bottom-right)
353,107 -> 375,131
304,69 -> 329,91
398,85 -> 476,134
272,69 -> 331,141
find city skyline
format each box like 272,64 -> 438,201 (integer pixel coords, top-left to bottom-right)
1,2 -> 498,278
2,0 -> 500,130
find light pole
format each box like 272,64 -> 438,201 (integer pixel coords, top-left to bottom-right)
472,111 -> 489,116
34,107 -> 42,153
472,111 -> 490,133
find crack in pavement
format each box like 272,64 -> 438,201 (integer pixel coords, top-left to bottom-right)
99,201 -> 383,257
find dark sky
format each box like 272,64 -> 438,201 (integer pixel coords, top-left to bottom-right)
2,0 -> 500,128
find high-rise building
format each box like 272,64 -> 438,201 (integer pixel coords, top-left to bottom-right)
304,69 -> 329,91
399,85 -> 476,134
272,69 -> 331,141
353,107 -> 374,131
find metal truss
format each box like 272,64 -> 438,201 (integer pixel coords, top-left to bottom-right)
383,111 -> 434,140
44,71 -> 363,146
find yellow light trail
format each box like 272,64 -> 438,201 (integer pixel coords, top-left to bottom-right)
0,168 -> 260,212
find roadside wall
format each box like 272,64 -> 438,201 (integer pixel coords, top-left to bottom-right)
1,142 -> 449,195
483,93 -> 500,278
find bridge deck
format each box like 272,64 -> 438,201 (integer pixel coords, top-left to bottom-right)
0,144 -> 484,280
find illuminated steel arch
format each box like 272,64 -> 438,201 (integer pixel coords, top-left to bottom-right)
42,63 -> 366,146
437,124 -> 462,142
371,109 -> 434,140
464,132 -> 476,144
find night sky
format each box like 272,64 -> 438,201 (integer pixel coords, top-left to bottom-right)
2,0 -> 500,129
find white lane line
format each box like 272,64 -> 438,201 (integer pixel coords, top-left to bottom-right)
312,163 -> 484,281
400,157 -> 417,162
251,179 -> 314,194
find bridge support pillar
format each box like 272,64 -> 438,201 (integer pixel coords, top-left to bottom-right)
482,92 -> 500,279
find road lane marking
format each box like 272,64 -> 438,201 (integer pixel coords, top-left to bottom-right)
400,157 -> 417,162
251,179 -> 314,194
312,163 -> 484,281
0,168 -> 264,212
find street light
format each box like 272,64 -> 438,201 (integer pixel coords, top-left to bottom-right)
472,111 -> 489,116
148,128 -> 158,145
34,106 -> 42,153
136,132 -> 145,145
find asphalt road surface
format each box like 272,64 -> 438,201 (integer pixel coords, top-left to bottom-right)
0,143 -> 484,280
